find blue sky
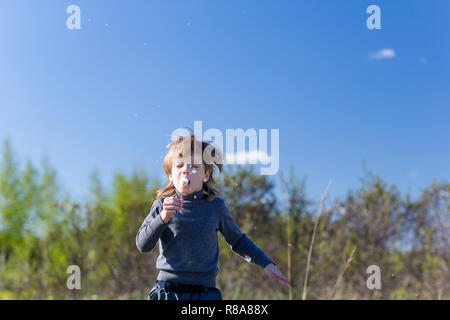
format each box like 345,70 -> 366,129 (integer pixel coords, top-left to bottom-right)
0,0 -> 449,206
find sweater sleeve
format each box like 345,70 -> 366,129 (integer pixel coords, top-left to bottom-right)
218,200 -> 274,268
136,198 -> 168,253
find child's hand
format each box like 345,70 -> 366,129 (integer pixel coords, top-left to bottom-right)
160,196 -> 183,223
264,263 -> 291,291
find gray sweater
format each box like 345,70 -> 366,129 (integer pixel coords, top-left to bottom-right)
136,188 -> 274,288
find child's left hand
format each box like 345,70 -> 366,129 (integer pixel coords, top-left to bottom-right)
263,263 -> 291,290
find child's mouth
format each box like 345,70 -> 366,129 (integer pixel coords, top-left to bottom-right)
181,177 -> 190,187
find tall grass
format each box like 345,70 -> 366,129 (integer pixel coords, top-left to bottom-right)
328,246 -> 357,299
280,173 -> 292,300
302,180 -> 332,300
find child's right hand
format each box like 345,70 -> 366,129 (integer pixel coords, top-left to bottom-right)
160,196 -> 183,223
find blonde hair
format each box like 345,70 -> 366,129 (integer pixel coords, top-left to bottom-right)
156,133 -> 223,202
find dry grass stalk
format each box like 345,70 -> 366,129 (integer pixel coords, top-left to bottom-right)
302,179 -> 332,300
280,173 -> 292,300
328,246 -> 357,299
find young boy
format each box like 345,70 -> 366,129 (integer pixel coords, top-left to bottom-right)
136,134 -> 290,300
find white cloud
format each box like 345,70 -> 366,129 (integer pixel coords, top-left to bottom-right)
369,48 -> 396,60
225,150 -> 271,165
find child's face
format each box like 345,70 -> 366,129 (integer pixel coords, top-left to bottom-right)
169,155 -> 210,194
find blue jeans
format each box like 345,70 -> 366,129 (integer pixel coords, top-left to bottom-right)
148,281 -> 223,300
